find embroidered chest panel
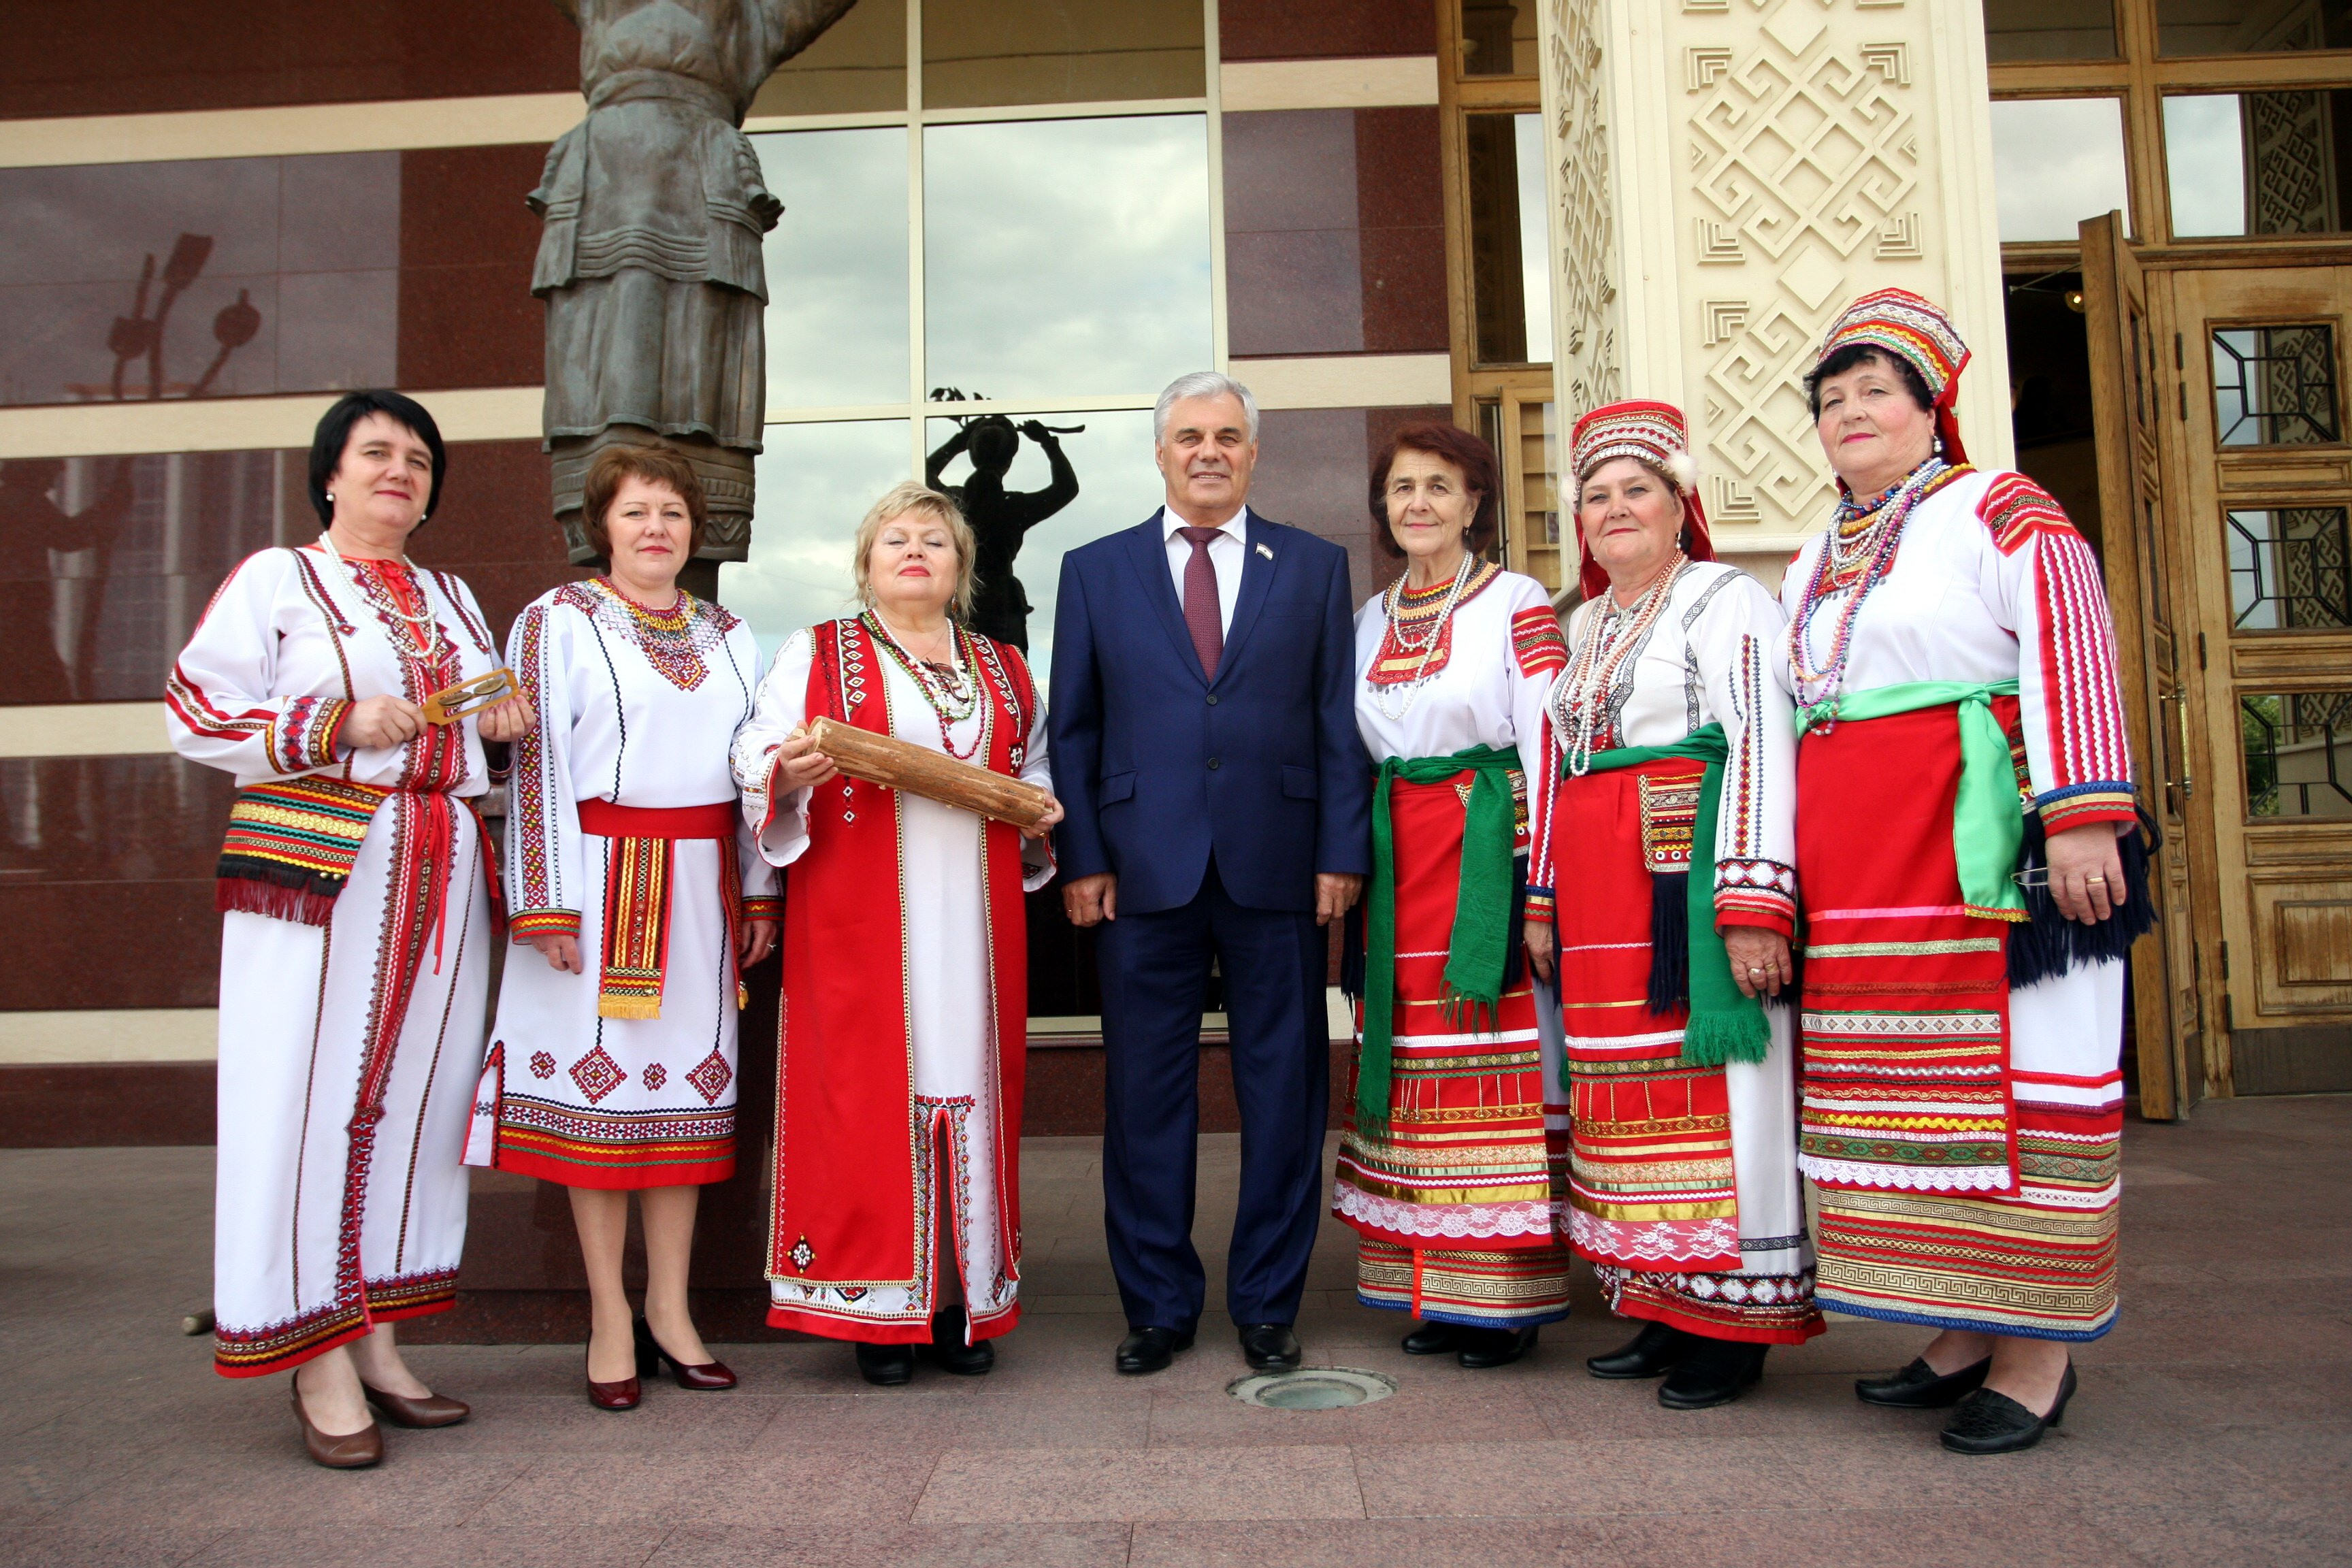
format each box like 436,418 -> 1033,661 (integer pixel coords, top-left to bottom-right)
1367,559 -> 1502,686
557,578 -> 740,693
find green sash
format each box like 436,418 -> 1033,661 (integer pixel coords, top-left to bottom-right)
1796,681 -> 2025,921
1577,724 -> 1769,1067
1358,744 -> 1520,1141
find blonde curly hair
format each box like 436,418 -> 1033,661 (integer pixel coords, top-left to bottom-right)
851,482 -> 978,622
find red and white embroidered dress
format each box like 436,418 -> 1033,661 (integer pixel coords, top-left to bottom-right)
167,544 -> 502,1377
1781,468 -> 2135,1340
1549,561 -> 1823,1343
478,578 -> 777,1188
1337,564 -> 1576,1327
732,617 -> 1054,1345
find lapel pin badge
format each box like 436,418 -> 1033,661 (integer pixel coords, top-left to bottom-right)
1256,542 -> 1274,560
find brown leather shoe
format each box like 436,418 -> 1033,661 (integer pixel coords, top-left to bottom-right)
362,1383 -> 470,1428
291,1384 -> 382,1469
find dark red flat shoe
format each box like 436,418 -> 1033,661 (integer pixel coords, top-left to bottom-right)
635,1315 -> 738,1390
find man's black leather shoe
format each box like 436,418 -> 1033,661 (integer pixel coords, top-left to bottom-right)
1941,1363 -> 2075,1455
1115,1325 -> 1195,1375
1401,1320 -> 1460,1356
1456,1325 -> 1538,1369
1586,1320 -> 1690,1379
854,1342 -> 916,1386
1658,1338 -> 1766,1409
1239,1322 -> 1302,1371
924,1306 -> 995,1375
1856,1354 -> 1991,1408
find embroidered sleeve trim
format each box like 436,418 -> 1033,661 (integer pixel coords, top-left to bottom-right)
508,908 -> 581,939
2034,525 -> 2135,796
2035,783 -> 2138,832
740,895 -> 783,921
1510,602 -> 1569,679
1977,471 -> 2070,556
1715,858 -> 1796,934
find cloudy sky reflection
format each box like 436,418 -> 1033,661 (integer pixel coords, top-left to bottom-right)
755,128 -> 910,408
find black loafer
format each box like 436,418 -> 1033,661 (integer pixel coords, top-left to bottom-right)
1941,1363 -> 2076,1455
1856,1354 -> 1992,1409
1587,1320 -> 1691,1379
924,1306 -> 995,1376
1456,1325 -> 1538,1369
1239,1322 -> 1302,1371
1658,1339 -> 1767,1410
853,1342 -> 916,1386
1115,1325 -> 1195,1376
1401,1320 -> 1461,1356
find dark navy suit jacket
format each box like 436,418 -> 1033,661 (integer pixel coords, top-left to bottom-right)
1049,510 -> 1372,915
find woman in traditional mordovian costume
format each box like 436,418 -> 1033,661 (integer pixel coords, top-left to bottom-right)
1543,402 -> 1824,1409
1333,423 -> 1573,1370
1783,290 -> 2149,1454
167,392 -> 535,1467
481,445 -> 779,1409
733,483 -> 1062,1386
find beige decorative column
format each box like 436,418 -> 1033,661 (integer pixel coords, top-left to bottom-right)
1538,0 -> 2010,585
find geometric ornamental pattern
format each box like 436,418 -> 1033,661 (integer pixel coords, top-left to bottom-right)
1550,0 -> 1624,416
685,1046 -> 734,1105
570,1045 -> 626,1105
529,1050 -> 557,1079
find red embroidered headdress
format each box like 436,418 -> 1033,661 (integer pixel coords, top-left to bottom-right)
1814,287 -> 1972,467
1567,399 -> 1714,600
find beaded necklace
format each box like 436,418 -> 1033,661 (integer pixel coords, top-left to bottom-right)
1369,551 -> 1476,722
599,578 -> 708,691
320,533 -> 444,667
864,610 -> 985,760
1788,455 -> 1947,715
1549,552 -> 1686,777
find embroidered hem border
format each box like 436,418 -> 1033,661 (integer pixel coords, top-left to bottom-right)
213,1268 -> 459,1377
1592,1261 -> 1824,1344
1355,1237 -> 1572,1328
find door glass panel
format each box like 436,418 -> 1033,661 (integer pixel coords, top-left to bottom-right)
1466,113 -> 1554,365
2157,0 -> 2352,56
2212,324 -> 2340,446
1983,0 -> 2117,61
750,0 -> 909,117
2228,508 -> 2352,630
1459,0 -> 1539,76
755,129 -> 911,410
2165,91 -> 2352,237
2241,691 -> 2352,818
923,115 -> 1212,400
722,420 -> 913,666
1989,99 -> 2132,242
921,0 -> 1205,110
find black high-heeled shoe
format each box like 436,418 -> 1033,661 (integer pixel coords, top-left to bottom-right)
1401,1320 -> 1461,1356
1940,1362 -> 2076,1455
634,1315 -> 738,1390
1856,1354 -> 1991,1409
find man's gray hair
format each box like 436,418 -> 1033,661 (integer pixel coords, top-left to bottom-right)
1153,372 -> 1260,445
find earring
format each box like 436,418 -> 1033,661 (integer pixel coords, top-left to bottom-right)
325,491 -> 336,503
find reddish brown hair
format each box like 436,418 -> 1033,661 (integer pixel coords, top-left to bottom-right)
582,444 -> 708,559
1367,422 -> 1501,558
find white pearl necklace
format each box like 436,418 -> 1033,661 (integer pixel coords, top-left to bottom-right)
320,531 -> 443,659
1370,551 -> 1475,723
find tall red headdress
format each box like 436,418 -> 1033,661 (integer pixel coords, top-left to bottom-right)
1567,399 -> 1713,601
1812,287 -> 1972,468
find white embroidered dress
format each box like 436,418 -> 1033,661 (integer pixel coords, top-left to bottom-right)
165,543 -> 502,1376
481,578 -> 776,1188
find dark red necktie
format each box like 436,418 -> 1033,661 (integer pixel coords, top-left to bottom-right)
1178,525 -> 1224,679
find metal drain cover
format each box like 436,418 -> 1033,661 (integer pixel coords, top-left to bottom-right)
1227,1367 -> 1397,1410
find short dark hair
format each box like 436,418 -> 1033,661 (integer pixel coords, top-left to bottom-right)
308,391 -> 447,529
1803,344 -> 1935,420
1368,422 -> 1502,559
581,444 -> 709,559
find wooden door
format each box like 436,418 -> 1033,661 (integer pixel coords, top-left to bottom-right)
1475,382 -> 1564,595
2079,212 -> 2209,1118
2171,263 -> 2352,1096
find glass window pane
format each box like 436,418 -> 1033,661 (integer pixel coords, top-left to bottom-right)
2212,324 -> 2340,446
2227,507 -> 2352,630
1988,99 -> 2132,243
0,154 -> 399,408
922,407 -> 1166,685
750,0 -> 908,117
2240,691 -> 2352,818
2165,91 -> 2352,238
755,128 -> 911,409
1982,0 -> 2116,61
924,115 -> 1213,400
921,0 -> 1204,111
1467,113 -> 1552,364
1459,0 -> 1538,77
2158,0 -> 2352,56
723,421 -> 911,666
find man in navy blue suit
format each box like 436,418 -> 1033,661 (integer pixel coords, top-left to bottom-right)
1050,372 -> 1371,1376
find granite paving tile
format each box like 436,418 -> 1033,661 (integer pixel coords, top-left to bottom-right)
1352,1437 -> 1801,1517
470,1449 -> 934,1529
913,1443 -> 1365,1522
646,1521 -> 1136,1567
1128,1516 -> 1614,1566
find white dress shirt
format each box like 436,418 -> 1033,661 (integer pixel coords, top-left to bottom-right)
1159,505 -> 1248,636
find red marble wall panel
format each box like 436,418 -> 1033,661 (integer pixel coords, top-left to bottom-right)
397,146 -> 549,393
1356,107 -> 1449,355
408,438 -> 585,642
0,0 -> 578,120
1221,0 -> 1436,61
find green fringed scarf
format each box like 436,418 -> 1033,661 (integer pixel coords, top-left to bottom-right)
1578,723 -> 1769,1068
1358,743 -> 1520,1142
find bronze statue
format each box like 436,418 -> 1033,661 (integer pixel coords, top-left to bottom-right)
925,403 -> 1079,652
532,0 -> 860,580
